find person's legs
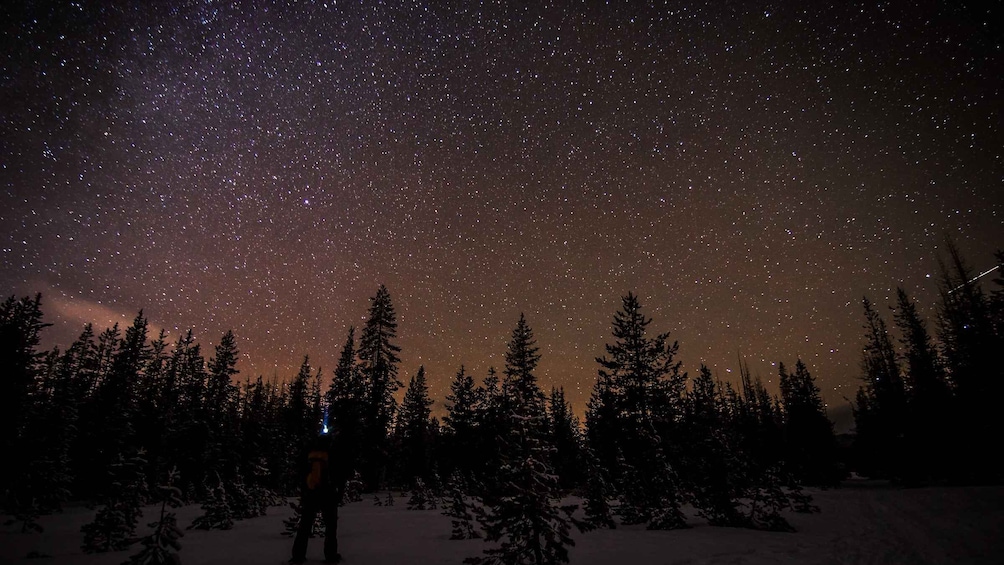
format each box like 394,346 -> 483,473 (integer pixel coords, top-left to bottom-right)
321,497 -> 340,562
291,497 -> 319,563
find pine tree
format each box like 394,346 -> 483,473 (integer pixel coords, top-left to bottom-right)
467,315 -> 579,565
87,312 -> 150,492
854,297 -> 907,479
682,365 -> 748,528
474,367 -> 506,495
396,366 -> 434,484
7,351 -> 75,531
0,295 -> 48,482
284,356 -> 320,491
241,378 -> 284,500
407,477 -> 436,510
326,327 -> 365,480
126,468 -> 184,565
82,450 -> 149,553
161,330 -> 208,498
442,473 -> 481,539
341,471 -> 364,505
357,285 -> 402,490
546,387 -> 582,491
444,366 -> 480,478
584,372 -> 619,480
581,449 -> 616,530
778,360 -> 841,486
189,478 -> 234,530
936,243 -> 1003,482
205,330 -> 240,483
592,293 -> 688,530
135,330 -> 171,483
745,464 -> 796,532
891,287 -> 952,482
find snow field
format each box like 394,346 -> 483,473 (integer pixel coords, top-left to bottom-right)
2,484 -> 1003,565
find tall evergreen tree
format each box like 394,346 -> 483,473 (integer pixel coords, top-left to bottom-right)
893,288 -> 951,481
853,297 -> 907,479
161,329 -> 209,497
205,330 -> 240,482
474,367 -> 506,493
81,450 -> 149,553
468,315 -> 578,565
936,243 -> 1003,482
443,365 -> 480,478
777,360 -> 841,486
126,468 -> 184,565
326,327 -> 365,482
592,293 -> 687,530
682,365 -> 746,527
396,366 -> 434,485
584,371 -> 619,479
82,312 -> 149,499
546,387 -> 582,491
357,285 -> 402,490
1,294 -> 49,518
284,356 -> 320,491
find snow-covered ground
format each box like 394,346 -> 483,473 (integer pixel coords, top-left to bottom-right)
3,482 -> 1002,565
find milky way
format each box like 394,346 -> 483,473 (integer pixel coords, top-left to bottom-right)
3,1 -> 1002,430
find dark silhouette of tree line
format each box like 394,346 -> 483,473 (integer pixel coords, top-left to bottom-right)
10,242 -> 999,565
853,243 -> 1004,485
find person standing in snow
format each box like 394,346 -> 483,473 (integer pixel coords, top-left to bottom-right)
291,430 -> 347,564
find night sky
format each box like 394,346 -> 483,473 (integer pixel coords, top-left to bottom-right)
2,1 -> 1002,431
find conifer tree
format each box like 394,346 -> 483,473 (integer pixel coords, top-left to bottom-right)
78,327 -> 137,496
396,366 -> 434,484
584,372 -> 619,479
341,471 -> 364,505
0,294 -> 46,427
468,315 -> 579,565
938,241 -> 998,404
407,477 -> 436,510
546,387 -> 582,491
189,477 -> 234,531
7,345 -> 76,530
126,468 -> 184,565
854,297 -> 907,479
443,473 -> 481,539
357,285 -> 402,490
284,356 -> 320,491
82,450 -> 149,553
205,330 -> 240,484
683,365 -> 747,528
778,360 -> 841,486
86,312 -> 150,489
592,293 -> 688,530
326,327 -> 365,476
444,366 -> 480,478
136,330 -> 170,480
581,449 -> 616,530
0,294 -> 49,513
474,367 -> 506,495
893,287 -> 952,482
162,330 -> 209,497
936,243 -> 1003,481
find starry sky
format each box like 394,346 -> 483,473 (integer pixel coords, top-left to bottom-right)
2,1 -> 1002,431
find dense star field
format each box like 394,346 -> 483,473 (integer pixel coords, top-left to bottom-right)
2,1 -> 1001,427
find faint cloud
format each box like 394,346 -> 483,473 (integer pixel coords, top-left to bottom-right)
47,293 -> 164,338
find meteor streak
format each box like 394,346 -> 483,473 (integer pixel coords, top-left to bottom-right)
948,264 -> 1001,294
